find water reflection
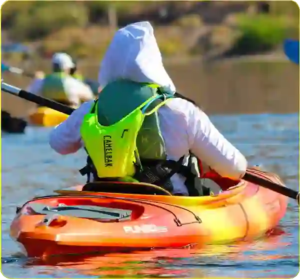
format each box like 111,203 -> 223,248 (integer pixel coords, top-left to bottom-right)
2,60 -> 299,118
20,229 -> 295,278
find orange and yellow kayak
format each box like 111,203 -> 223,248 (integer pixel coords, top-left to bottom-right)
10,168 -> 287,259
28,107 -> 68,127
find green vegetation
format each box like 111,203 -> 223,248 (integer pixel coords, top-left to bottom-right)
2,1 -> 299,60
174,14 -> 203,28
39,26 -> 112,59
269,1 -> 299,18
231,14 -> 297,55
39,26 -> 187,59
3,2 -> 89,40
84,1 -> 145,23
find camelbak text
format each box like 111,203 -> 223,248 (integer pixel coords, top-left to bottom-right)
103,135 -> 113,167
123,225 -> 168,234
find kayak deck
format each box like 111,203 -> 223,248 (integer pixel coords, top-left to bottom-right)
10,168 -> 288,259
29,203 -> 132,220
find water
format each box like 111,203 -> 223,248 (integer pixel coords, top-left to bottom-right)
2,113 -> 298,278
2,60 -> 299,117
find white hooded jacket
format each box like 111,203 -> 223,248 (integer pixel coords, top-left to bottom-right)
49,22 -> 247,195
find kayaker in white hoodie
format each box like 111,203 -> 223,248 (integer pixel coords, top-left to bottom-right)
49,21 -> 247,196
27,52 -> 94,107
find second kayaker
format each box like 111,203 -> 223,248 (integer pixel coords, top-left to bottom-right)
27,52 -> 94,107
49,21 -> 247,196
69,59 -> 100,96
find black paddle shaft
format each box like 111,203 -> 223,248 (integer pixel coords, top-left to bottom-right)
1,80 -> 75,116
18,89 -> 74,115
5,87 -> 74,115
243,172 -> 299,201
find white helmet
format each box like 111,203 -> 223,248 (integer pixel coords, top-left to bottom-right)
52,52 -> 75,70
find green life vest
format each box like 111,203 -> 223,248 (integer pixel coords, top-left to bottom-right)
80,80 -> 175,181
41,73 -> 69,102
73,73 -> 84,81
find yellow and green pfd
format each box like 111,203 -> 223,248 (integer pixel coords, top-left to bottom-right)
40,73 -> 69,103
80,80 -> 179,187
72,73 -> 84,81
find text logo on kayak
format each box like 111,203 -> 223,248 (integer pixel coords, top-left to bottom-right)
123,224 -> 168,233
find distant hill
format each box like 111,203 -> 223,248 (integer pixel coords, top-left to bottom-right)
2,1 -> 298,61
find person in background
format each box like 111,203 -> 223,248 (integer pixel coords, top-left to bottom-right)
69,58 -> 100,95
49,21 -> 247,196
69,58 -> 84,81
27,52 -> 94,107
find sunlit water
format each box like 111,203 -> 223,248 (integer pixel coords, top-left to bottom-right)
1,113 -> 299,278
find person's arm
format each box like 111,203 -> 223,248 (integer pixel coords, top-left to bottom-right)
26,78 -> 44,95
49,101 -> 93,155
67,78 -> 94,103
186,102 -> 247,180
79,83 -> 94,102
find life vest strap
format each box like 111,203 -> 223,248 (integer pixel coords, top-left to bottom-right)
79,155 -> 202,196
79,92 -> 203,195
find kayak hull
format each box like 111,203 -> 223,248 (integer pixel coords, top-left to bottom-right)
28,107 -> 68,127
10,169 -> 288,259
2,110 -> 27,133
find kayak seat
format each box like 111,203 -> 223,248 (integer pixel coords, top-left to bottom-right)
200,179 -> 223,195
82,181 -> 172,196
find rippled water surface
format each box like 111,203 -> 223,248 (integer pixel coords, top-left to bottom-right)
2,113 -> 298,278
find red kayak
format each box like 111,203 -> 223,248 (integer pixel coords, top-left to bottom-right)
10,168 -> 287,260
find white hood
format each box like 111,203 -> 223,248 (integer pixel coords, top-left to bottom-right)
98,21 -> 176,92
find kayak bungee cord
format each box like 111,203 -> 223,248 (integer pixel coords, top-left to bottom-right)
1,80 -> 299,205
23,193 -> 201,227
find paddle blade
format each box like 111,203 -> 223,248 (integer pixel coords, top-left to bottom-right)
1,63 -> 9,72
283,39 -> 299,65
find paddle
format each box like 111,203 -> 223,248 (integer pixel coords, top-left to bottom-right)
2,62 -> 99,95
1,81 -> 74,115
1,80 -> 299,204
244,171 -> 299,204
283,39 -> 299,65
1,63 -> 35,78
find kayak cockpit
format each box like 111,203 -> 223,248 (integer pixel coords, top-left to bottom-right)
81,181 -> 173,196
